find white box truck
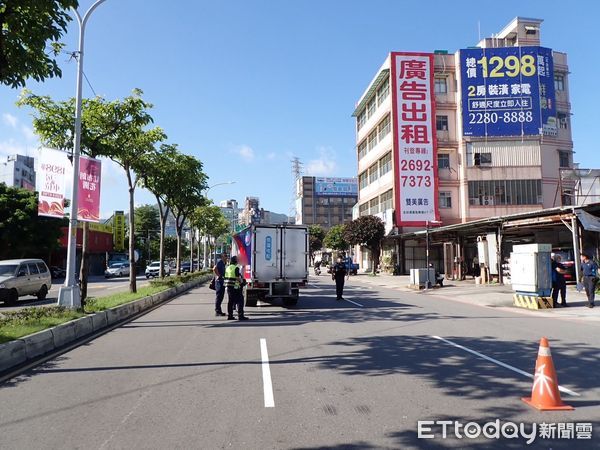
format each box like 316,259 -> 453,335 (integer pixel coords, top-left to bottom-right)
231,224 -> 309,307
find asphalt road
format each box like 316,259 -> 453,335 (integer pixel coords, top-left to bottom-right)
1,277 -> 599,449
0,275 -> 152,312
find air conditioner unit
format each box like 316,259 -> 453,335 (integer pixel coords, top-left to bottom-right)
482,196 -> 494,206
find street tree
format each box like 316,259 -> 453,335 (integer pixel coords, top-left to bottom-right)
323,224 -> 348,252
343,215 -> 385,273
18,89 -> 165,296
139,143 -> 182,278
307,225 -> 325,264
191,205 -> 230,269
167,154 -> 208,275
0,0 -> 78,88
133,204 -> 160,263
0,183 -> 65,260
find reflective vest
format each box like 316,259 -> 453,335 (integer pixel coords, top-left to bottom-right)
224,264 -> 240,289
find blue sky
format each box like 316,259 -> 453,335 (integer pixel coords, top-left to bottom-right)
1,0 -> 598,218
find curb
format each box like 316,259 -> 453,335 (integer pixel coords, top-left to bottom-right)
0,274 -> 212,378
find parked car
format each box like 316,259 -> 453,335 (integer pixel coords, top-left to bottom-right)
50,266 -> 66,279
145,261 -> 170,279
104,262 -> 130,278
180,262 -> 191,273
0,259 -> 52,305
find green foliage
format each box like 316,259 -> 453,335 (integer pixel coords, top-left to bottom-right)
308,225 -> 325,256
134,204 -> 160,238
323,224 -> 348,251
0,183 -> 65,259
0,306 -> 82,344
344,215 -> 385,271
0,0 -> 78,88
192,205 -> 230,241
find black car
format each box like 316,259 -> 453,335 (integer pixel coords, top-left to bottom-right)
180,262 -> 191,273
50,266 -> 66,279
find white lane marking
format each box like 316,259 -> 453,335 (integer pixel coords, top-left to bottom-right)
431,335 -> 580,397
260,338 -> 275,408
344,298 -> 364,308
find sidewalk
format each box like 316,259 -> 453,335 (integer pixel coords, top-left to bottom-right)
350,272 -> 600,323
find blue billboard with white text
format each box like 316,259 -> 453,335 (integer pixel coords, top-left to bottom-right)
460,46 -> 556,137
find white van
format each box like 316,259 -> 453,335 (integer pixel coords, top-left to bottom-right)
0,259 -> 52,305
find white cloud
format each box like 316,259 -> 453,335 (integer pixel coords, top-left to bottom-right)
2,113 -> 18,128
21,125 -> 37,142
306,146 -> 337,176
0,139 -> 28,158
266,152 -> 277,160
234,144 -> 255,161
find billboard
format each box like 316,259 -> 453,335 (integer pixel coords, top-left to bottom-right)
37,149 -> 68,218
460,46 -> 556,137
314,177 -> 358,197
391,52 -> 439,226
113,211 -> 125,251
77,156 -> 102,222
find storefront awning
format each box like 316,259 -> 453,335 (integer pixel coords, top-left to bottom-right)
576,210 -> 600,232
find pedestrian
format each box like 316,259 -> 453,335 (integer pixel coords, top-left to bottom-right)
331,256 -> 349,301
472,255 -> 480,278
580,253 -> 598,308
224,255 -> 249,320
213,253 -> 227,316
551,254 -> 568,307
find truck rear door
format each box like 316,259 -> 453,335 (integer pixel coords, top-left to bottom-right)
253,226 -> 280,281
282,227 -> 308,280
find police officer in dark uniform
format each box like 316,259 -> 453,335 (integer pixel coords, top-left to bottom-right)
331,256 -> 349,301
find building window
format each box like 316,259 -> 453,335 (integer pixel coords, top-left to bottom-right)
367,130 -> 378,151
368,163 -> 378,184
357,111 -> 366,131
439,191 -> 452,208
380,189 -> 393,211
378,114 -> 391,140
434,77 -> 448,94
358,140 -> 367,160
558,150 -> 570,168
359,202 -> 369,217
359,172 -> 368,190
436,115 -> 448,131
474,152 -> 492,166
366,97 -> 376,120
379,152 -> 392,176
554,74 -> 565,92
468,179 -> 541,206
369,197 -> 379,215
438,153 -> 450,169
377,78 -> 389,106
557,112 -> 569,129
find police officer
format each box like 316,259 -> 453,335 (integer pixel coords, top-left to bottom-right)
224,255 -> 249,320
581,253 -> 598,308
331,256 -> 349,301
213,253 -> 227,316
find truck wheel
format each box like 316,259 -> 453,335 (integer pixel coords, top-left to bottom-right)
283,296 -> 298,307
245,289 -> 258,307
37,285 -> 48,300
6,289 -> 18,305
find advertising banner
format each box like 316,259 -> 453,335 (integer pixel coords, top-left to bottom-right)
460,46 -> 556,137
37,149 -> 68,218
314,177 -> 358,197
77,156 -> 102,222
391,52 -> 439,226
113,211 -> 125,251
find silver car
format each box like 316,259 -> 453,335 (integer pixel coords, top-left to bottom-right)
0,259 -> 52,305
104,262 -> 130,278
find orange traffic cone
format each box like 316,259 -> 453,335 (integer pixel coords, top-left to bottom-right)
522,337 -> 574,411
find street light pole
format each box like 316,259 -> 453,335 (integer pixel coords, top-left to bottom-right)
425,220 -> 431,289
58,0 -> 107,309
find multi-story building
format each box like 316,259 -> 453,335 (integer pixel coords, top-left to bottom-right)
219,199 -> 239,232
352,17 -> 574,271
239,196 -> 261,226
0,154 -> 36,190
295,176 -> 358,229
